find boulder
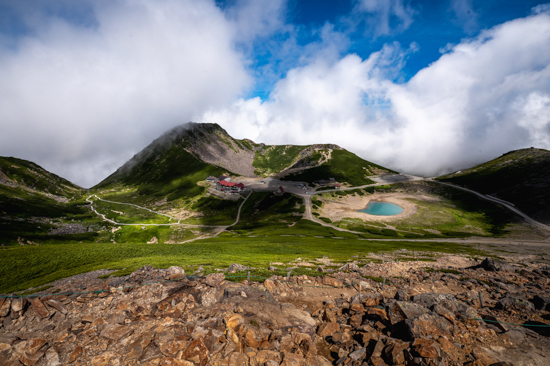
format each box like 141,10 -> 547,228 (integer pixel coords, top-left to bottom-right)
479,258 -> 515,272
338,263 -> 359,271
30,298 -> 49,319
395,301 -> 430,320
411,293 -> 456,309
497,294 -> 535,312
529,295 -> 550,310
167,266 -> 185,275
224,289 -> 317,335
317,322 -> 340,337
228,263 -> 251,272
351,292 -> 382,307
205,273 -> 225,287
405,313 -> 451,339
0,298 -> 10,317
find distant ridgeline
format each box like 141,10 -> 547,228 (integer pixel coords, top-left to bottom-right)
438,148 -> 550,224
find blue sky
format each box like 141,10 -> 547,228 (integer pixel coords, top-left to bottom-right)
1,0 -> 549,187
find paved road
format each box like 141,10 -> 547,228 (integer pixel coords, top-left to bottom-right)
431,180 -> 550,232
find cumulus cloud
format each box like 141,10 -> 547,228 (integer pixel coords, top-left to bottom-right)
224,0 -> 289,43
202,10 -> 550,177
0,0 -> 252,187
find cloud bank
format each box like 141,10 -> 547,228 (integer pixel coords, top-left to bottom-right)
0,0 -> 252,187
203,9 -> 550,177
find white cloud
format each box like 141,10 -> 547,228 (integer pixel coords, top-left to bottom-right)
203,10 -> 550,177
352,0 -> 416,36
0,0 -> 251,187
224,0 -> 289,43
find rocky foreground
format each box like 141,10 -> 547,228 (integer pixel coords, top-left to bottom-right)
1,257 -> 550,366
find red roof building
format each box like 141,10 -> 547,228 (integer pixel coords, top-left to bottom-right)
216,180 -> 245,192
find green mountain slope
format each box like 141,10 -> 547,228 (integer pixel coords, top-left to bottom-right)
438,148 -> 550,223
0,157 -> 95,244
95,124 -> 234,201
281,149 -> 396,186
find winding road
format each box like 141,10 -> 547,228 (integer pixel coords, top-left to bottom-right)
429,180 -> 550,232
87,192 -> 250,229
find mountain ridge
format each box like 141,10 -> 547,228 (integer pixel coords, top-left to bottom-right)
438,147 -> 550,223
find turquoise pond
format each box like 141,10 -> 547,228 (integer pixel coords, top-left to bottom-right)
359,201 -> 404,216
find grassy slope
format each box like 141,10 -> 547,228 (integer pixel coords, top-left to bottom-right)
438,148 -> 550,223
96,146 -> 226,202
252,145 -> 308,176
0,157 -> 95,244
0,222 -> 486,293
282,150 -> 394,186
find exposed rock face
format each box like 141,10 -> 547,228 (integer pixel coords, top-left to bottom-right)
181,123 -> 257,177
1,261 -> 550,366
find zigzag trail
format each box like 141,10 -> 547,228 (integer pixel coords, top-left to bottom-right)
86,194 -> 250,229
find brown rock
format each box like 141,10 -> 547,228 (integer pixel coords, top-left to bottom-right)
255,350 -> 281,364
160,357 -> 194,366
30,298 -> 49,319
383,341 -> 409,364
69,346 -> 83,363
304,355 -> 333,366
367,307 -> 388,321
100,324 -> 133,341
349,314 -> 363,328
264,279 -> 277,295
352,293 -> 382,307
436,337 -> 456,355
244,328 -> 261,348
322,277 -> 343,287
370,355 -> 389,366
472,346 -> 498,366
416,345 -> 439,358
11,298 -> 24,313
205,273 -> 225,287
371,340 -> 385,358
168,266 -> 185,276
44,299 -> 67,314
182,338 -> 209,366
226,352 -> 248,366
432,304 -> 455,324
225,314 -> 244,330
396,301 -> 430,319
81,314 -> 94,323
128,331 -> 155,359
91,352 -> 117,366
19,338 -> 47,356
317,322 -> 340,337
44,348 -> 61,366
412,338 -> 441,359
20,351 -> 45,366
139,342 -> 163,362
350,303 -> 364,312
405,313 -> 451,338
0,298 -> 10,317
281,352 -> 305,366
